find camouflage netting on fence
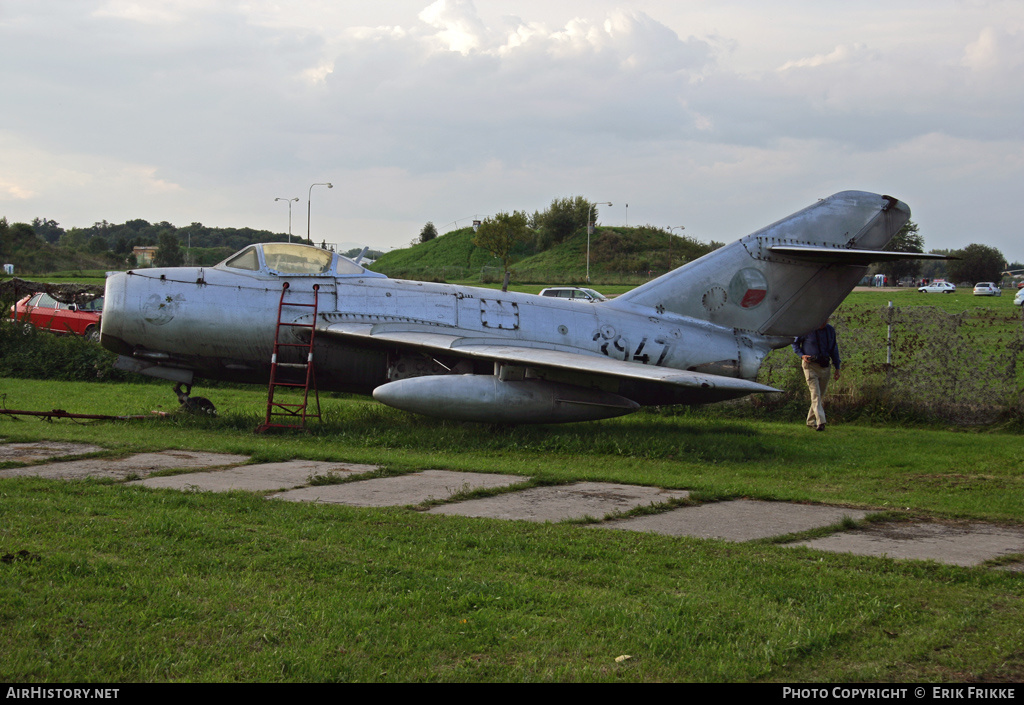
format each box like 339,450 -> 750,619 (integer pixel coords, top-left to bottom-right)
0,278 -> 104,306
757,305 -> 1024,424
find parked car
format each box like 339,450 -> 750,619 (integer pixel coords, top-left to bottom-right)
1015,288 -> 1024,307
918,282 -> 956,294
538,286 -> 608,302
972,282 -> 1002,296
9,293 -> 104,340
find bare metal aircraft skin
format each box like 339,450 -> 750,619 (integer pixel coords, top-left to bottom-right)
100,190 -> 914,423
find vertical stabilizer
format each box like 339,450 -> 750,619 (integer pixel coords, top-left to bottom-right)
606,191 -> 910,337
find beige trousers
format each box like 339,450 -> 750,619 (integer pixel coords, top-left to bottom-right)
802,359 -> 831,427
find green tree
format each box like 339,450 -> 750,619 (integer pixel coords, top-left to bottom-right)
536,196 -> 594,247
154,231 -> 184,267
878,220 -> 925,284
342,247 -> 384,260
947,243 -> 1006,284
473,210 -> 530,291
31,218 -> 64,244
919,248 -> 954,281
86,236 -> 109,255
419,221 -> 438,244
59,228 -> 89,250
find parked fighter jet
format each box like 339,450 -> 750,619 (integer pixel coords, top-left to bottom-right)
100,190 -> 930,424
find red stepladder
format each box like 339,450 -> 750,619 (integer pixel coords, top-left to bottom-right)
257,282 -> 321,432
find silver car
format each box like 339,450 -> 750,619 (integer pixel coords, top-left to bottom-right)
918,282 -> 956,293
538,286 -> 608,302
972,282 -> 1002,296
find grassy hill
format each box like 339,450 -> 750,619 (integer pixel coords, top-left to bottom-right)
370,225 -> 720,286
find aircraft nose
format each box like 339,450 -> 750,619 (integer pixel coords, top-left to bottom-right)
99,272 -> 132,356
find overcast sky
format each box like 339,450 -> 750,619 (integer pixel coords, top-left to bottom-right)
1,0 -> 1021,260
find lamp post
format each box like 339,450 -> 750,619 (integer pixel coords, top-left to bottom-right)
275,197 -> 299,242
668,226 -> 685,270
307,182 -> 333,243
586,201 -> 612,283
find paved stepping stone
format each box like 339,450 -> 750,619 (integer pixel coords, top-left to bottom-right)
600,499 -> 869,541
0,441 -> 105,462
5,441 -> 1022,570
274,469 -> 525,506
131,460 -> 378,492
0,450 -> 249,481
429,482 -> 689,522
793,521 -> 1024,567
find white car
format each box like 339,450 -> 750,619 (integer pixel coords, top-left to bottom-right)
918,282 -> 956,293
972,282 -> 1002,296
539,286 -> 608,302
1014,288 -> 1024,307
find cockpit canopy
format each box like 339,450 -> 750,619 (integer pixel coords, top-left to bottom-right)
216,243 -> 384,278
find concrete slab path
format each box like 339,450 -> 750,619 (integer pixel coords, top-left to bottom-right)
600,499 -> 870,542
429,482 -> 689,522
0,450 -> 249,481
2,441 -> 1023,569
132,460 -> 378,492
794,521 -> 1024,567
274,469 -> 525,507
0,441 -> 105,462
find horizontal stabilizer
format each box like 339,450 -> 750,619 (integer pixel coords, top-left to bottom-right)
769,246 -> 954,265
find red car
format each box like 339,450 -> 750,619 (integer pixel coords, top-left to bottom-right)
9,293 -> 104,341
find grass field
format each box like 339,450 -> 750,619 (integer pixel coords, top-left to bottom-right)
2,372 -> 1024,682
1,285 -> 1023,682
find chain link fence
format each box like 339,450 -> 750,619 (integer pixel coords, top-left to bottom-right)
756,304 -> 1024,424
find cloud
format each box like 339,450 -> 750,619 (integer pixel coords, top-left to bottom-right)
0,1 -> 1021,258
92,0 -> 212,25
309,3 -> 715,174
777,43 -> 870,71
418,0 -> 489,55
961,26 -> 1024,71
0,182 -> 35,201
0,130 -> 184,223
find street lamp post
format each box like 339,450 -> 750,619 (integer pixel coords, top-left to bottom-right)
586,201 -> 612,283
275,197 -> 299,242
668,226 -> 685,270
307,182 -> 333,243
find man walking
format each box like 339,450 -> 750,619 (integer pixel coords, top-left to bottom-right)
793,321 -> 841,431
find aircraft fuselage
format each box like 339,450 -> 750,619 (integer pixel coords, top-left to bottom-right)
101,265 -> 777,405
99,191 -> 915,422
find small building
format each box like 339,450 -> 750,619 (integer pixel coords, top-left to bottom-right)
132,246 -> 159,265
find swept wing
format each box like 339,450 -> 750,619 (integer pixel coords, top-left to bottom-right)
318,321 -> 778,397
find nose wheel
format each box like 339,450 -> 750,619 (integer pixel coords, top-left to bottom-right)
173,382 -> 217,416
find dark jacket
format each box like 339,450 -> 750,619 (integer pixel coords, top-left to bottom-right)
793,324 -> 841,370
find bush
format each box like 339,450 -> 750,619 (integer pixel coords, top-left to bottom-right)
0,321 -> 131,382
